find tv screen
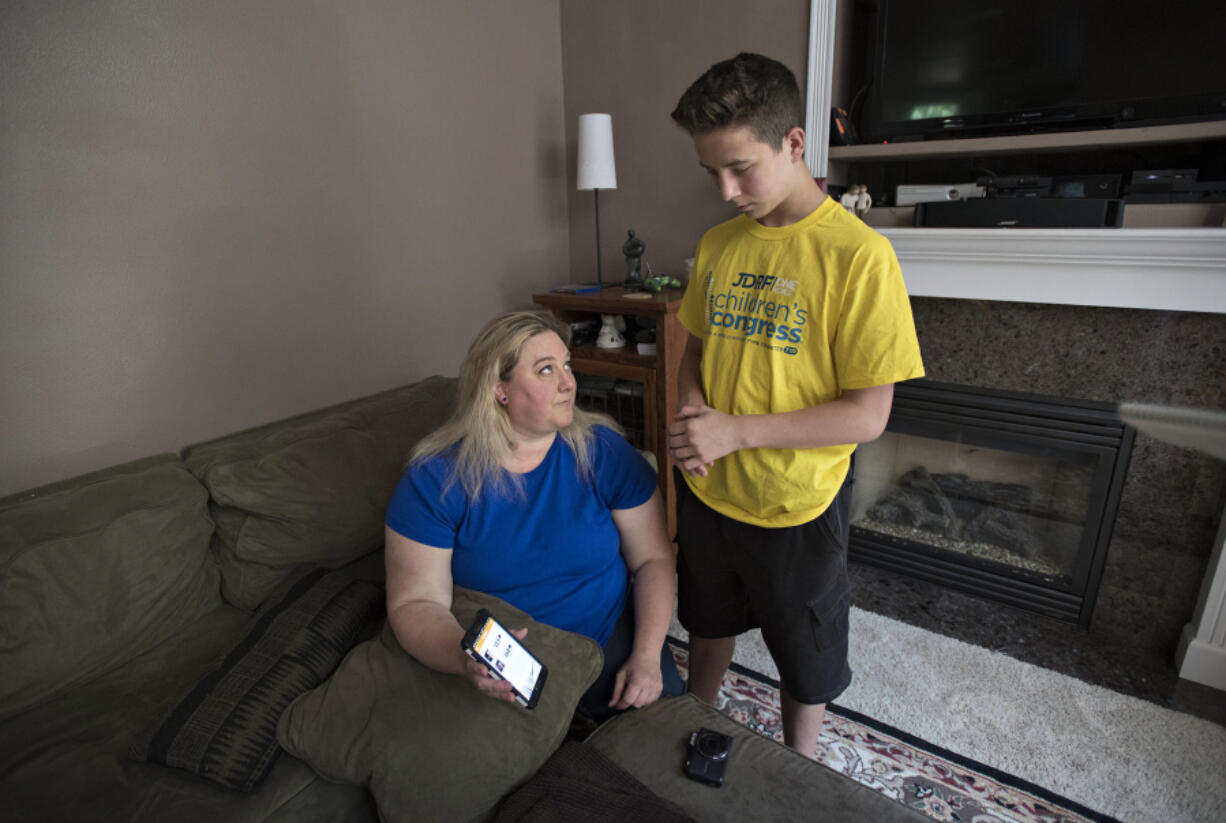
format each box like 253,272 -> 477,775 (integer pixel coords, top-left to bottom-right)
868,0 -> 1226,141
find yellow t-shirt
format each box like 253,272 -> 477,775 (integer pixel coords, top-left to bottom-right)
678,196 -> 924,528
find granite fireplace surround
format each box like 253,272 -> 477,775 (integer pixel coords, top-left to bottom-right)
855,295 -> 1226,707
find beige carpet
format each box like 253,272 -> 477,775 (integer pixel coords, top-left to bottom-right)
669,606 -> 1226,822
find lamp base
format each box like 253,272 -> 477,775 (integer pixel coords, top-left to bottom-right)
592,189 -> 604,286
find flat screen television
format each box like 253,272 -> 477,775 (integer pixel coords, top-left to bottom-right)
866,0 -> 1226,142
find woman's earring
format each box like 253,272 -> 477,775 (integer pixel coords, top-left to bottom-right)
497,395 -> 508,405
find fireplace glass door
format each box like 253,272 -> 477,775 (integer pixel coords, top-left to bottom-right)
848,381 -> 1133,625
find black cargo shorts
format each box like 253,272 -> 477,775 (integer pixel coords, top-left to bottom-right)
675,467 -> 853,705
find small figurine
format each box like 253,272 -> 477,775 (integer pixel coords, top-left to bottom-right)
855,185 -> 873,218
596,313 -> 626,349
839,185 -> 859,213
622,229 -> 646,284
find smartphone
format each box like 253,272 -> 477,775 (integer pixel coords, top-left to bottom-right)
460,609 -> 548,709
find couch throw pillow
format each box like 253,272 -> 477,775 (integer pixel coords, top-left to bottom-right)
0,454 -> 219,720
277,586 -> 603,823
129,568 -> 384,793
182,376 -> 458,610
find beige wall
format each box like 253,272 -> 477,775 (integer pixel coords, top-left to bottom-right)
559,0 -> 810,283
1,0 -> 816,497
0,1 -> 571,496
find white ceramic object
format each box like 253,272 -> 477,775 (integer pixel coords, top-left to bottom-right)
596,313 -> 626,349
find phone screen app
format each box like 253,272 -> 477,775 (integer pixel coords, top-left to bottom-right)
472,618 -> 541,698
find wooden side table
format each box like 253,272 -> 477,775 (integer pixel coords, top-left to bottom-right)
532,287 -> 688,537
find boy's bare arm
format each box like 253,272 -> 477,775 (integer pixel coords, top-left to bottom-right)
668,383 -> 894,474
676,333 -> 705,412
673,334 -> 712,477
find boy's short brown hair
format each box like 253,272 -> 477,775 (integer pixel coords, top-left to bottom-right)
670,52 -> 804,147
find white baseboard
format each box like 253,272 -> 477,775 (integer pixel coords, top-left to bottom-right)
1177,624 -> 1226,690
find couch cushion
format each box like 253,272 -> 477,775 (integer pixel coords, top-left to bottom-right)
0,454 -> 221,719
0,604 -> 376,823
277,586 -> 603,823
182,377 -> 457,609
130,568 -> 384,793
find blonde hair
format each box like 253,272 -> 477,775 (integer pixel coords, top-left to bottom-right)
410,310 -> 619,500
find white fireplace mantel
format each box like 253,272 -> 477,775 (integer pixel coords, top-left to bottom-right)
883,227 -> 1226,315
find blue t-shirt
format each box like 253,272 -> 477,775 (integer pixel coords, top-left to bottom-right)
385,425 -> 657,647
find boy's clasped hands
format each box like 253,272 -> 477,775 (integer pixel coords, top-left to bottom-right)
668,403 -> 741,478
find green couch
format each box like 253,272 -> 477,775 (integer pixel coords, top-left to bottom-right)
0,377 -> 464,822
0,376 -> 926,823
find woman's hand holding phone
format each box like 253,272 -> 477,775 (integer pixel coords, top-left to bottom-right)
462,626 -> 529,703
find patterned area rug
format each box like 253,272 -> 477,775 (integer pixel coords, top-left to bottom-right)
668,641 -> 1117,823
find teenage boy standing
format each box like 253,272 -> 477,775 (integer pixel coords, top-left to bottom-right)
668,53 -> 924,758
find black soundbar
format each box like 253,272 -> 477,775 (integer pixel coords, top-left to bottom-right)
914,198 -> 1125,228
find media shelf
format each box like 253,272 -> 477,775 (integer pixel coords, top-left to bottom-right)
829,120 -> 1226,163
826,120 -> 1226,227
860,202 -> 1226,230
820,0 -> 1226,226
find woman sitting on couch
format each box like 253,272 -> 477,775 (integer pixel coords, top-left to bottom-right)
384,310 -> 683,720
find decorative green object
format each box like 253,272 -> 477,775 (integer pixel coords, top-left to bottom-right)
642,275 -> 681,292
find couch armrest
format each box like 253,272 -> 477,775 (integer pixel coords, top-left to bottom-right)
585,694 -> 928,822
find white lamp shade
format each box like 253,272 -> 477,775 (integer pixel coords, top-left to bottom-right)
576,113 -> 617,191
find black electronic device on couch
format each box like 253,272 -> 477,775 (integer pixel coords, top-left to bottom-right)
683,728 -> 734,788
